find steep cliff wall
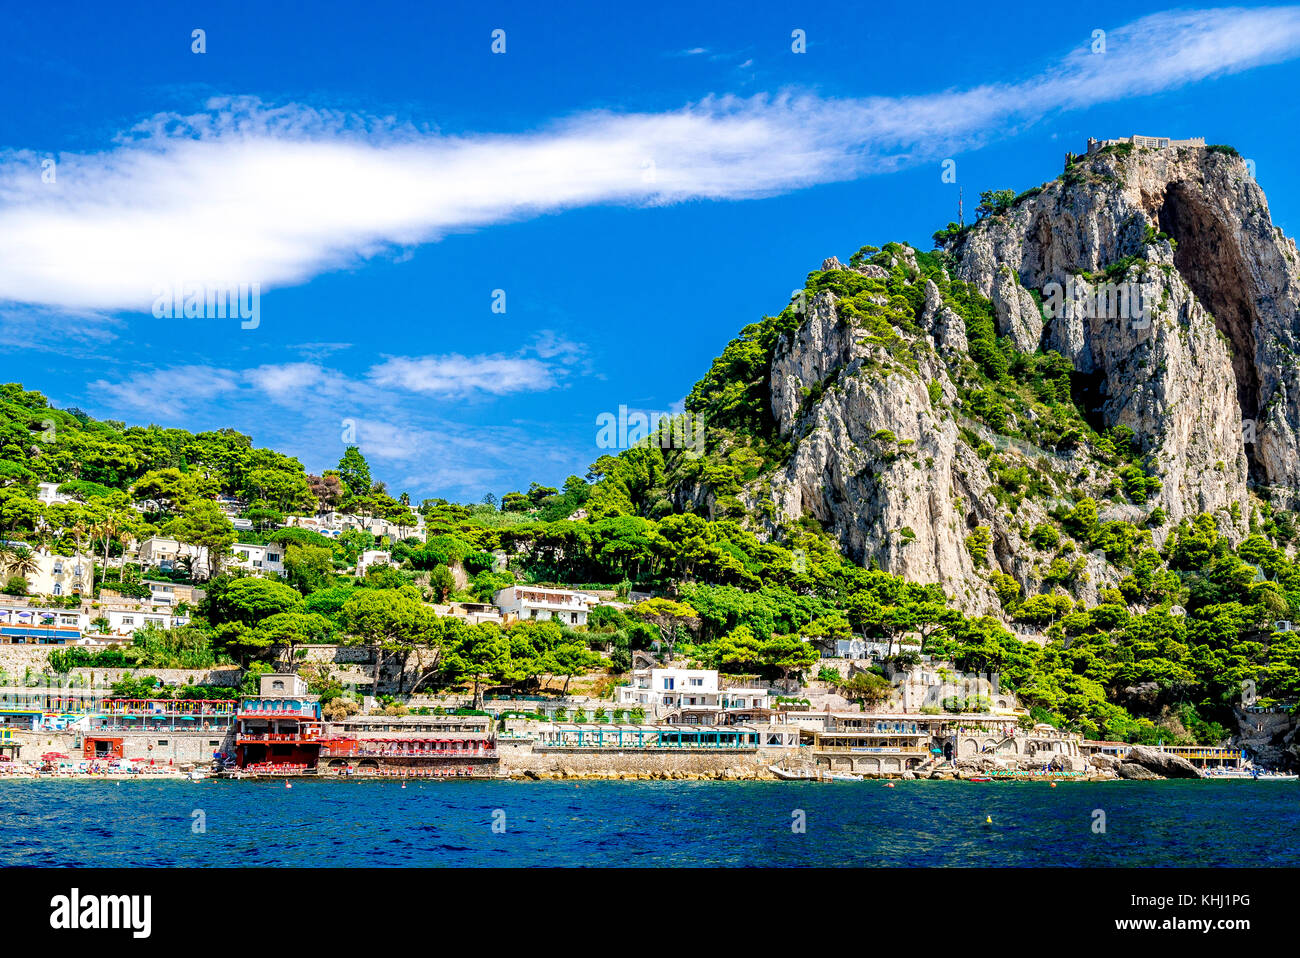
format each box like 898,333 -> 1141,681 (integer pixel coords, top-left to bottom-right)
735,142 -> 1300,613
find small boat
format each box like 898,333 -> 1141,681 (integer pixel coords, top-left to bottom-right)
824,772 -> 864,782
968,776 -> 992,782
187,770 -> 207,782
1205,768 -> 1298,781
768,765 -> 820,781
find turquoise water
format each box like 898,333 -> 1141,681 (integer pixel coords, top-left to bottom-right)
1,779 -> 1296,866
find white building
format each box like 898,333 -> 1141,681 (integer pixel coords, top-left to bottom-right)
141,580 -> 202,607
493,585 -> 597,627
137,537 -> 211,578
616,667 -> 772,722
287,511 -> 423,542
1086,134 -> 1206,153
97,607 -> 187,638
0,605 -> 87,644
356,549 -> 391,575
2,551 -> 94,598
0,603 -> 189,644
35,482 -> 75,506
230,543 -> 285,576
893,662 -> 1020,714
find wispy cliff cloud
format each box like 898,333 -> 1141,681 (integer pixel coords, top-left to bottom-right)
2,6 -> 1299,315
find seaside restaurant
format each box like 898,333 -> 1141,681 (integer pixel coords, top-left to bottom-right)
85,698 -> 237,733
531,723 -> 790,750
0,607 -> 84,645
235,673 -> 323,772
0,686 -> 105,731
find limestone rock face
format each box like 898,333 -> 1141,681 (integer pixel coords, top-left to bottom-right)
1233,706 -> 1300,771
765,289 -> 1002,613
746,144 -> 1300,613
957,145 -> 1300,520
1123,744 -> 1204,779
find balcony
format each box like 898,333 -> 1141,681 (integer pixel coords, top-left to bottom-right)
812,746 -> 929,755
237,707 -> 318,720
236,732 -> 322,743
320,746 -> 498,759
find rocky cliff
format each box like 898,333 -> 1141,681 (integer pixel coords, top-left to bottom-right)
736,141 -> 1300,614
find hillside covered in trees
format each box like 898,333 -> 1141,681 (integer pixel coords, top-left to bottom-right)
4,143 -> 1300,748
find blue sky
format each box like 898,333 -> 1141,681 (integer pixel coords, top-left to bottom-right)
5,1 -> 1300,503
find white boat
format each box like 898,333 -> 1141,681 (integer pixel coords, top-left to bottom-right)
769,765 -> 819,781
187,770 -> 208,782
1204,768 -> 1298,781
824,772 -> 865,782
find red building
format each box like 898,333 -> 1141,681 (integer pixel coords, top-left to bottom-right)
235,673 -> 322,774
316,715 -> 499,777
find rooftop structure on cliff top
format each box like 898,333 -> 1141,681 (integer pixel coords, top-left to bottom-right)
1086,134 -> 1206,153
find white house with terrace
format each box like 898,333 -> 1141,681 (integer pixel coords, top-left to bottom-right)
136,537 -> 211,578
0,603 -> 190,645
616,667 -> 772,723
355,549 -> 392,575
230,543 -> 285,576
493,586 -> 597,626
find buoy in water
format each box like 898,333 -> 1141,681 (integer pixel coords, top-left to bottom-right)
985,815 -> 993,825
285,782 -> 292,789
884,783 -> 895,788
1050,782 -> 1057,788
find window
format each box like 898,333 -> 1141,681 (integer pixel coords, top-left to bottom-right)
689,678 -> 703,687
52,584 -> 62,596
208,741 -> 219,747
663,678 -> 674,690
157,740 -> 168,746
267,553 -> 280,562
271,680 -> 284,690
53,561 -> 63,574
121,616 -> 135,626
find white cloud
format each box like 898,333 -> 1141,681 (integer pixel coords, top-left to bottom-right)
88,338 -> 582,418
86,365 -> 244,417
1,8 -> 1296,317
368,354 -> 558,396
85,359 -> 587,499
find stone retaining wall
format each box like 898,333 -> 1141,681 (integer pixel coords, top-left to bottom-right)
496,740 -> 789,777
0,645 -> 241,688
10,728 -> 234,765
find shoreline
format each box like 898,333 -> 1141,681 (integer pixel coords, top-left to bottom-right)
2,769 -> 1278,783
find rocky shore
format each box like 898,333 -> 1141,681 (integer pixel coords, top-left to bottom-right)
497,745 -> 1214,782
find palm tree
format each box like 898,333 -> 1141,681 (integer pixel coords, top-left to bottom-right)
97,514 -> 122,579
6,547 -> 41,582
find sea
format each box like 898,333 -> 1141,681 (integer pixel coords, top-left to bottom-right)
1,778 -> 1296,867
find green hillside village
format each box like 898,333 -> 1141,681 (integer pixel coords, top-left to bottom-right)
3,146 -> 1300,783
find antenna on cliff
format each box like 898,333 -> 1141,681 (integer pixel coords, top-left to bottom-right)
958,187 -> 964,228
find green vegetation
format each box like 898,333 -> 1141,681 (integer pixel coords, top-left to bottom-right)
1,189 -> 1295,750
